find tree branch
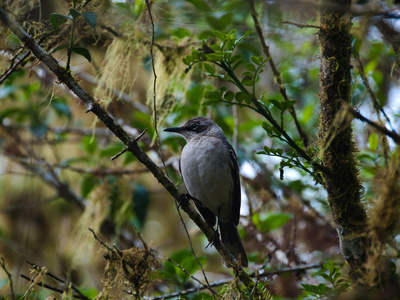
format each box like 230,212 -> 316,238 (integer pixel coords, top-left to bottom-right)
348,107 -> 400,144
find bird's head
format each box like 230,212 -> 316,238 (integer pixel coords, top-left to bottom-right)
164,117 -> 224,142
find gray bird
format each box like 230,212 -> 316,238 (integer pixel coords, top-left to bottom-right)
164,116 -> 248,267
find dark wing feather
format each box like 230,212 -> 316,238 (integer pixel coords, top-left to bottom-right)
227,143 -> 241,226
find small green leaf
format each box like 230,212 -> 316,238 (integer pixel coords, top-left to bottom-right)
276,148 -> 283,156
171,28 -> 191,39
72,47 -> 91,62
232,59 -> 244,70
81,136 -> 97,154
258,213 -> 293,232
244,94 -> 254,105
203,63 -> 215,75
213,30 -> 226,40
262,122 -> 272,134
281,100 -> 298,111
50,44 -> 67,54
203,100 -> 219,106
224,91 -> 234,102
82,12 -> 97,29
70,8 -> 83,19
210,44 -> 221,51
269,99 -> 282,110
205,52 -> 224,61
242,78 -> 253,86
245,63 -> 256,72
369,133 -> 378,151
182,57 -> 190,65
251,56 -> 261,65
49,13 -> 72,33
235,92 -> 246,104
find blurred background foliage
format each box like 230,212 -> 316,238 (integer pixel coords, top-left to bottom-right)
0,0 -> 399,299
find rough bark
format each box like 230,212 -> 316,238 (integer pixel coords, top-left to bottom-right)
318,0 -> 368,282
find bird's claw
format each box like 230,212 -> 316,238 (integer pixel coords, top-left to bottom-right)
177,193 -> 192,208
205,229 -> 219,249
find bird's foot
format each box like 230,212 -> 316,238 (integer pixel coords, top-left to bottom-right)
177,193 -> 201,208
205,229 -> 219,249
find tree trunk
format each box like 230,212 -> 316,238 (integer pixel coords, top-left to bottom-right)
318,0 -> 368,283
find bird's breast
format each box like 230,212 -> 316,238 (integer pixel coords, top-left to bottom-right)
180,136 -> 234,221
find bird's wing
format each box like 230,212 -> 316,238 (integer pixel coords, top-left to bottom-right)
227,143 -> 241,226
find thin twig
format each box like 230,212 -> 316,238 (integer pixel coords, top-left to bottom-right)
348,107 -> 400,144
111,128 -> 147,160
26,260 -> 91,300
89,228 -> 114,252
145,0 -> 169,177
354,53 -> 397,134
279,20 -> 321,29
248,0 -> 309,147
0,257 -> 15,300
20,274 -> 91,300
0,50 -> 31,84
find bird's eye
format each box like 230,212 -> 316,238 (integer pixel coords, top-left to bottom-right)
191,123 -> 198,130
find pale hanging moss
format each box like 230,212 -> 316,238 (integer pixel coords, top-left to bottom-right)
94,37 -> 143,108
71,182 -> 111,268
363,152 -> 400,286
146,45 -> 192,136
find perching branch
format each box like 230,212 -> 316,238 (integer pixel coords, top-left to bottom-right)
0,6 -> 259,291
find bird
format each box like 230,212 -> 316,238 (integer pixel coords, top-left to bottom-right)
164,116 -> 248,267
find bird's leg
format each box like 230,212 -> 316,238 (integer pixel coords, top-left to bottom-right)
177,193 -> 201,208
206,209 -> 220,249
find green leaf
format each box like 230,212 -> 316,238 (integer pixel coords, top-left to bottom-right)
262,122 -> 272,134
245,63 -> 256,72
232,59 -> 244,70
242,78 -> 253,86
72,47 -> 91,62
205,52 -> 224,61
251,56 -> 261,65
81,174 -> 100,198
269,99 -> 282,110
203,100 -> 219,106
49,13 -> 72,33
235,92 -> 246,104
82,12 -> 97,29
244,93 -> 254,105
203,63 -> 215,75
50,44 -> 67,54
369,133 -> 378,151
224,91 -> 234,102
257,213 -> 293,232
69,8 -> 82,19
171,28 -> 191,39
81,136 -> 97,154
280,100 -> 297,111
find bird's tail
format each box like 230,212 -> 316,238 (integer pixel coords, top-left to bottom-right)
219,222 -> 248,267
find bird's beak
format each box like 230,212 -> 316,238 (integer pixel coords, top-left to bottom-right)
164,127 -> 184,133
